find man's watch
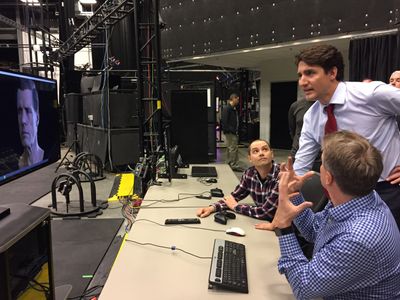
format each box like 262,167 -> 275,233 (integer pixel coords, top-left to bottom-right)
274,225 -> 294,237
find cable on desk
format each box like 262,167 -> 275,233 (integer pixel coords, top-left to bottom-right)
139,205 -> 203,209
117,191 -> 211,231
196,177 -> 213,186
134,218 -> 225,232
143,191 -> 211,203
125,239 -> 212,260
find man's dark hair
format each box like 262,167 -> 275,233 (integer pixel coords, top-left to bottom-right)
19,79 -> 39,114
229,93 -> 239,100
248,139 -> 271,155
295,44 -> 344,81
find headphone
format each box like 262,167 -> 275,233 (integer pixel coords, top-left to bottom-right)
214,211 -> 236,225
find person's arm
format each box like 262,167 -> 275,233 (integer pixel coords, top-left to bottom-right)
288,102 -> 297,140
222,172 -> 251,210
372,84 -> 400,184
209,171 -> 250,213
196,205 -> 215,218
221,105 -> 235,134
387,166 -> 400,184
221,105 -> 229,133
291,194 -> 321,242
278,233 -> 379,299
293,108 -> 321,175
233,179 -> 278,220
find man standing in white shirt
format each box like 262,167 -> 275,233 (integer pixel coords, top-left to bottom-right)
293,44 -> 400,229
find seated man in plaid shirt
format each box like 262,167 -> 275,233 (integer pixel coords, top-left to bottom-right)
196,139 -> 279,222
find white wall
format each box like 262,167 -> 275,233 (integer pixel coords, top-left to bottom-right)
259,58 -> 298,141
258,51 -> 349,141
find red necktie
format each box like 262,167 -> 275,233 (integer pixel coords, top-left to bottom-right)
323,104 -> 337,200
325,104 -> 337,134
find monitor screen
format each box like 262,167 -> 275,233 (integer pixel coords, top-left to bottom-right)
0,69 -> 60,185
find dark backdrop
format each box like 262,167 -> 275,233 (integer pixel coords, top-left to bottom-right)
349,33 -> 400,82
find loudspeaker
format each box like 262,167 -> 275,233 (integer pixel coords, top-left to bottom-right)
76,124 -> 140,169
65,93 -> 82,123
82,91 -> 139,128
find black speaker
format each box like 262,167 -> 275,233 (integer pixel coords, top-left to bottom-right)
66,123 -> 76,144
170,90 -> 208,163
65,93 -> 82,123
82,91 -> 139,128
76,124 -> 140,169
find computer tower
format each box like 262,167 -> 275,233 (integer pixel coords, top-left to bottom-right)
0,204 -> 54,300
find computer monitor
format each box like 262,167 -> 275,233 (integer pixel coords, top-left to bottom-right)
0,69 -> 60,186
169,145 -> 187,179
159,125 -> 187,180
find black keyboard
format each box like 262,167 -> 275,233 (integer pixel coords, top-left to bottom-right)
208,239 -> 248,293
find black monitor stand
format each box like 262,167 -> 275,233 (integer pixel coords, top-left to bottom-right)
159,125 -> 188,180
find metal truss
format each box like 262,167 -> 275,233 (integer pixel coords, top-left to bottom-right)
52,0 -> 134,62
0,13 -> 60,49
133,0 -> 163,155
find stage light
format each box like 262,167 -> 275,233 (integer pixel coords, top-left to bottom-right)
20,0 -> 40,5
80,0 -> 97,4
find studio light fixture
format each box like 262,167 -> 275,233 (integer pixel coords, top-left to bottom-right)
20,0 -> 40,5
79,0 -> 97,4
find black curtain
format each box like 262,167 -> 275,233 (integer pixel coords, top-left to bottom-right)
348,33 -> 400,82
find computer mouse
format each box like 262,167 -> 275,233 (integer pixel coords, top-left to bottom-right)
226,227 -> 246,237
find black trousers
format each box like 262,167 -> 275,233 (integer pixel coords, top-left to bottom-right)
376,181 -> 400,231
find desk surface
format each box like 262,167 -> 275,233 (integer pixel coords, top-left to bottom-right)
99,164 -> 294,300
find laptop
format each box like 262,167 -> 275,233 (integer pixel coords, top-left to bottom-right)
191,166 -> 218,178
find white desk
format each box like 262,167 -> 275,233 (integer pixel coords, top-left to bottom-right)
99,164 -> 294,299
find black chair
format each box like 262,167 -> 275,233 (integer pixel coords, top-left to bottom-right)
296,172 -> 328,259
300,172 -> 328,212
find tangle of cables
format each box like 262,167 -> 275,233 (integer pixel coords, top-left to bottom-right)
119,195 -> 142,232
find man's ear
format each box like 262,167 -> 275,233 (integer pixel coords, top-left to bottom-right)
329,67 -> 338,80
324,170 -> 333,186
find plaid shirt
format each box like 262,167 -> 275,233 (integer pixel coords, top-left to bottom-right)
278,192 -> 400,299
213,163 -> 280,221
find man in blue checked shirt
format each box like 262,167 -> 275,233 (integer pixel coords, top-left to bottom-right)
261,131 -> 400,300
196,139 -> 279,221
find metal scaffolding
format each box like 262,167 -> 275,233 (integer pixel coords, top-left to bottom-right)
51,0 -> 134,62
133,0 -> 163,155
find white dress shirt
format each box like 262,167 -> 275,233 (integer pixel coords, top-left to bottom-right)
294,81 -> 400,181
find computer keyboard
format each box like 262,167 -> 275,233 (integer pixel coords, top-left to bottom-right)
208,239 -> 248,293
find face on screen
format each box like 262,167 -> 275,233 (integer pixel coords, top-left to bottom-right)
17,89 -> 39,149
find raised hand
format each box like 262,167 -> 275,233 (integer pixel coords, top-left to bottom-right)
280,156 -> 315,194
257,171 -> 313,231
